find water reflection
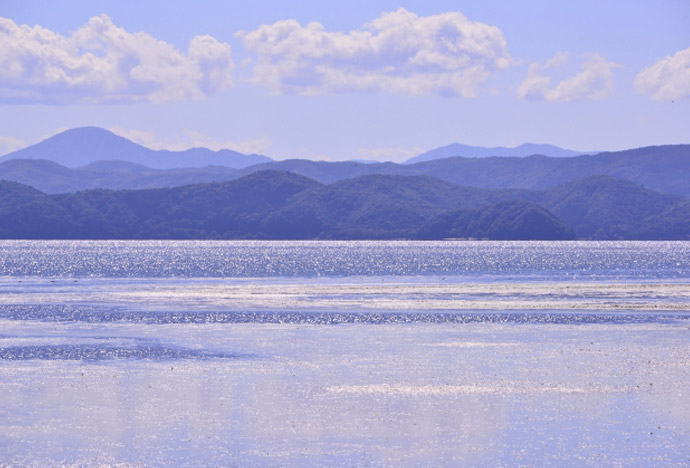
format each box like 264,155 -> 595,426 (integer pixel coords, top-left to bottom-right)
1,321 -> 688,466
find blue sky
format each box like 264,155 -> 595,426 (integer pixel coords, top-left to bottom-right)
0,0 -> 688,161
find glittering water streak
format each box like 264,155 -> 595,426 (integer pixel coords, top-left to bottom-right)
1,305 -> 688,325
1,240 -> 689,280
0,344 -> 249,361
1,279 -> 688,319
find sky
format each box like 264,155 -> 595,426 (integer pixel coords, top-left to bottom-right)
0,0 -> 688,162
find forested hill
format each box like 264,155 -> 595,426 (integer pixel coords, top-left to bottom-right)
404,145 -> 690,197
232,145 -> 690,196
1,171 -> 688,240
2,144 -> 688,197
0,159 -> 238,194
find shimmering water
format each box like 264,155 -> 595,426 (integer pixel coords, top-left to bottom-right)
0,241 -> 689,466
1,240 -> 688,280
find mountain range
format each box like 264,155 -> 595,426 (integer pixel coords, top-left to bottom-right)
1,171 -> 688,240
1,143 -> 688,197
0,127 -> 271,169
0,127 -> 687,240
1,127 -> 594,169
0,158 -> 239,194
405,142 -> 592,164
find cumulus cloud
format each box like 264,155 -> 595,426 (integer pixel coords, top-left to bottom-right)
108,126 -> 161,148
634,47 -> 690,101
357,146 -> 424,162
236,8 -> 513,97
183,130 -> 271,154
518,52 -> 620,102
0,15 -> 234,104
109,126 -> 271,154
0,127 -> 73,156
0,135 -> 27,155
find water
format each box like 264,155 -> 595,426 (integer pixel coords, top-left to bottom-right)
1,240 -> 688,280
0,241 -> 689,466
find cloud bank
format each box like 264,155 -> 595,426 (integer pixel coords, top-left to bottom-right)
109,126 -> 271,154
518,52 -> 619,102
237,8 -> 512,97
0,135 -> 27,156
357,145 -> 424,162
634,47 -> 690,101
0,15 -> 234,104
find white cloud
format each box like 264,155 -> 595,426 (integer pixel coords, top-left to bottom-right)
357,146 -> 424,162
543,51 -> 569,69
0,135 -> 27,156
108,126 -> 271,154
0,127 -> 74,156
518,52 -> 620,102
183,130 -> 271,154
108,126 -> 161,148
634,47 -> 690,101
236,8 -> 513,97
0,15 -> 234,104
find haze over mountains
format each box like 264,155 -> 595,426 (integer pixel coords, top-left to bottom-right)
0,127 -> 688,240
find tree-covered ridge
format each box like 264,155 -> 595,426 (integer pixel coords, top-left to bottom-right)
386,145 -> 690,197
1,171 -> 688,240
530,176 -> 690,240
419,201 -> 575,241
0,159 -> 239,194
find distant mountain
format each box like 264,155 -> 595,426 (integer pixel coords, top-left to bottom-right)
406,142 -> 592,164
403,145 -> 690,197
0,159 -> 86,193
235,145 -> 690,197
536,175 -> 690,239
0,171 -> 319,239
1,171 -> 687,240
0,127 -> 272,169
0,180 -> 44,205
0,159 -> 238,193
233,159 -> 403,184
263,174 -> 529,239
2,144 -> 689,198
0,158 -> 404,193
419,200 -> 575,241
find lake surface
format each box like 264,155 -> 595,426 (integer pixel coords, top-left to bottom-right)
0,241 -> 689,466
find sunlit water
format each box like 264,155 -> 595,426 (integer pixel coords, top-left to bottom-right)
0,241 -> 688,466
